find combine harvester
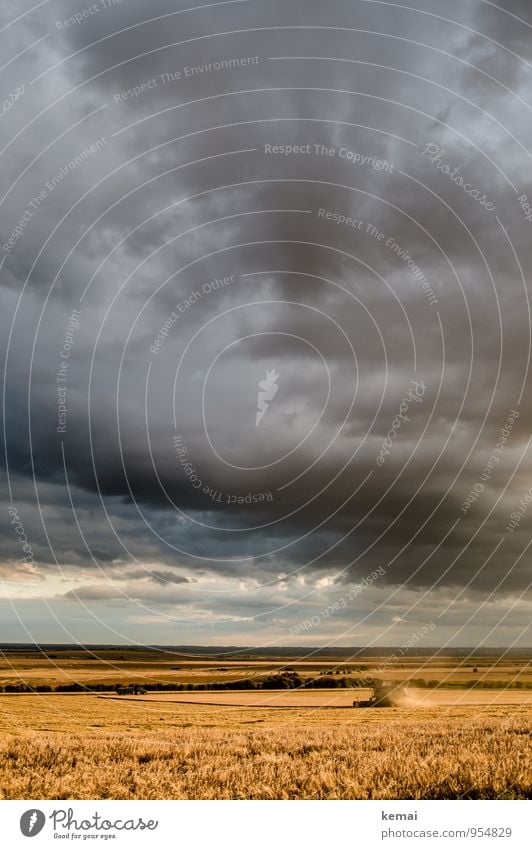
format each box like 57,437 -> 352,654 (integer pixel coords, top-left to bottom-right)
352,680 -> 408,708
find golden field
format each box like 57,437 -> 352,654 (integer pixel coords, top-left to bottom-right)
1,648 -> 531,688
0,650 -> 530,800
0,694 -> 530,800
109,688 -> 532,707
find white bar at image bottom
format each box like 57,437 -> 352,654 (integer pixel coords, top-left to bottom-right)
2,799 -> 530,848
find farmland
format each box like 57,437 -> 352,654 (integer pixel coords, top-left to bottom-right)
1,645 -> 531,690
0,647 -> 530,799
0,695 -> 530,799
107,688 -> 532,707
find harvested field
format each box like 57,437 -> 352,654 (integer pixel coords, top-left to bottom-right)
103,687 -> 532,708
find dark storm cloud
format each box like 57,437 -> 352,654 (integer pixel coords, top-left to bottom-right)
1,0 -> 532,643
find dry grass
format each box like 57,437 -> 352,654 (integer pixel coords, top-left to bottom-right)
0,696 -> 530,799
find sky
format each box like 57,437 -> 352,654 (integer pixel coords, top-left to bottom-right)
1,0 -> 531,647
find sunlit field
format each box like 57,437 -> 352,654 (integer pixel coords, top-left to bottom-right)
0,648 -> 530,799
0,694 -> 530,799
107,688 -> 532,707
1,647 -> 531,689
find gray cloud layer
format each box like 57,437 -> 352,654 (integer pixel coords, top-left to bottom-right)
1,0 -> 531,645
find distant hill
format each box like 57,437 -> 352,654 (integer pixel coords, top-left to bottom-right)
1,643 -> 531,658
